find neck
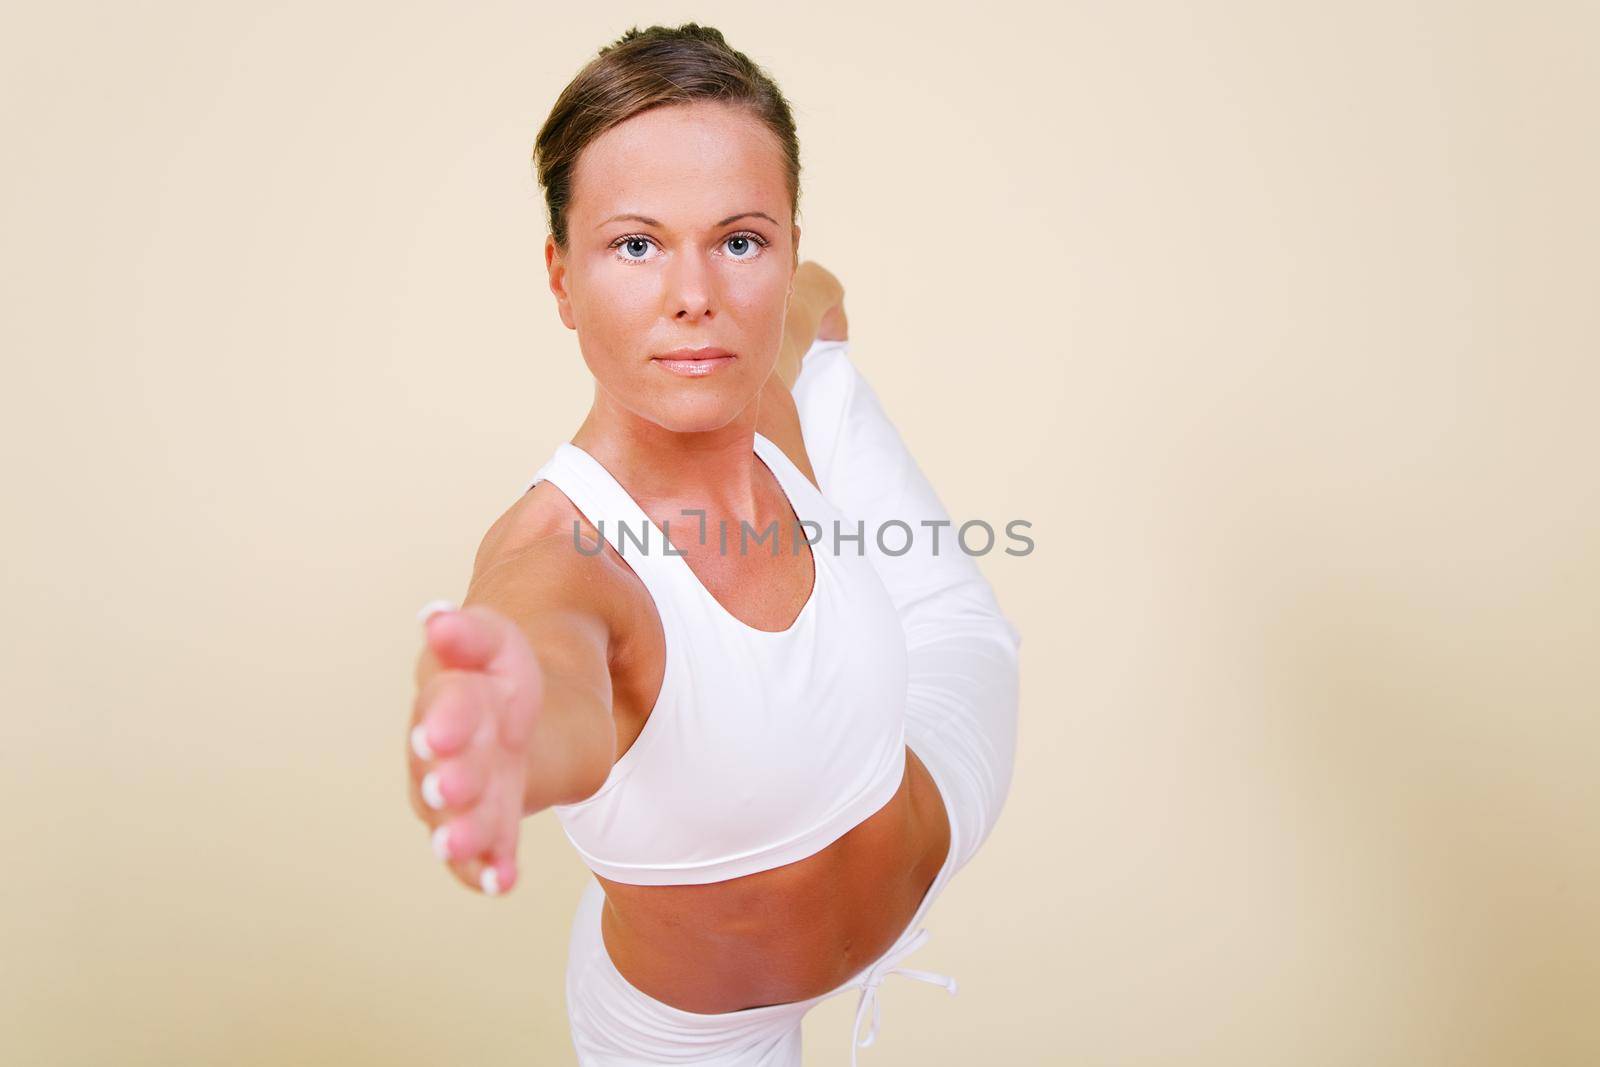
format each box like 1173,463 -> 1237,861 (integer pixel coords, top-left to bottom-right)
570,387 -> 765,520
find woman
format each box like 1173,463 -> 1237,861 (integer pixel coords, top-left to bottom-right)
405,23 -> 1021,1065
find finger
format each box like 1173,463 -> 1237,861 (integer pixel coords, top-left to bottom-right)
432,817 -> 488,894
425,605 -> 543,751
471,774 -> 522,897
422,605 -> 493,672
432,812 -> 488,870
408,672 -> 495,821
406,716 -> 435,824
409,718 -> 436,762
483,804 -> 522,896
423,604 -> 525,676
412,670 -> 494,762
481,854 -> 518,898
433,805 -> 511,896
416,742 -> 490,815
407,776 -> 432,825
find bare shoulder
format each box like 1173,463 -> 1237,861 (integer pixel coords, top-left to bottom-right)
467,481 -> 638,628
467,480 -> 666,745
472,480 -> 587,580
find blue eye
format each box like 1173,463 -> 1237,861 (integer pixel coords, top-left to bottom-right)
615,236 -> 658,263
608,230 -> 771,265
724,231 -> 768,260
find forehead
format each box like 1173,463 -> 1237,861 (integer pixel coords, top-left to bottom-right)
569,101 -> 789,227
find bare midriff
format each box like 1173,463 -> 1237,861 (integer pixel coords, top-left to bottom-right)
554,389 -> 951,1014
595,744 -> 951,1014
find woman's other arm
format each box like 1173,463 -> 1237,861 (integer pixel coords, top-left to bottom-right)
759,261 -> 850,486
772,261 -> 848,391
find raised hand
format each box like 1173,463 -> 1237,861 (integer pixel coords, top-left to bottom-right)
407,600 -> 545,896
775,260 -> 849,390
796,260 -> 848,341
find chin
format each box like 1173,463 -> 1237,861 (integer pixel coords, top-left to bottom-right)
646,391 -> 753,435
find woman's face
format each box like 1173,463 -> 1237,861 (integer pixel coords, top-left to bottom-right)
546,100 -> 799,435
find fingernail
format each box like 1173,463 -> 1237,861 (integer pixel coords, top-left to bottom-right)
417,599 -> 457,625
410,722 -> 434,761
421,771 -> 445,810
480,867 -> 501,896
432,824 -> 452,861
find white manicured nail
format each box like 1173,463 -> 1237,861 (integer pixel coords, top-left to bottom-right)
410,722 -> 434,761
416,599 -> 457,624
421,771 -> 445,810
432,824 -> 452,861
480,867 -> 501,896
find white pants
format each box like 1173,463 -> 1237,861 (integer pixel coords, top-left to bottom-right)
564,339 -> 1023,1065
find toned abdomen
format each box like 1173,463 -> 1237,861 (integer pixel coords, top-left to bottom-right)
595,745 -> 951,1014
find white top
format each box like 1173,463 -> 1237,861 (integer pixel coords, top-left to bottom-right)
528,431 -> 910,885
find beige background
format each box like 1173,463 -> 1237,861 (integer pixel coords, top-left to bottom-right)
3,2 -> 1596,1064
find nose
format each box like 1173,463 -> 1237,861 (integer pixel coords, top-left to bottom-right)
666,247 -> 713,321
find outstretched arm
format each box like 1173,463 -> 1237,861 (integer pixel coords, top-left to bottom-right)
405,537 -> 619,898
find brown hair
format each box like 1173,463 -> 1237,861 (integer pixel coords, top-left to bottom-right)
532,23 -> 802,253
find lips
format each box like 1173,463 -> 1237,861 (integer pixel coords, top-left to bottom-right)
653,347 -> 734,361
650,346 -> 737,378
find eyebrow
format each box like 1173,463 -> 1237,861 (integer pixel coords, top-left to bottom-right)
597,211 -> 780,230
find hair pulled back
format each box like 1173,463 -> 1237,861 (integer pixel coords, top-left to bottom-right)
533,23 -> 802,253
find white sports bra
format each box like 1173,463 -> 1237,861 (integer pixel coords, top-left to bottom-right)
527,431 -> 910,886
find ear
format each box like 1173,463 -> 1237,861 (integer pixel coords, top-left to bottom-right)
546,234 -> 577,331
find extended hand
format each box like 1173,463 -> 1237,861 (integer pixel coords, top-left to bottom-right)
407,602 -> 545,896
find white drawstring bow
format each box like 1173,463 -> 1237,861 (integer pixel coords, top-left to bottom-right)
850,927 -> 958,1066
